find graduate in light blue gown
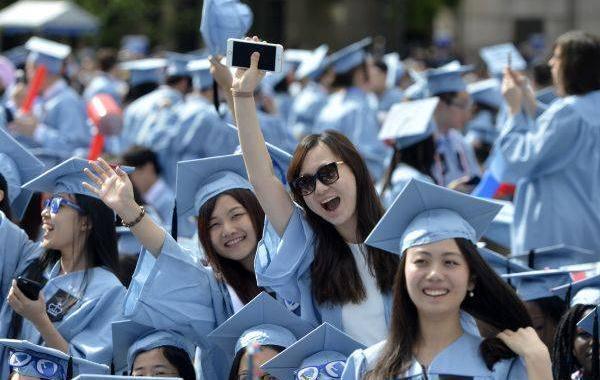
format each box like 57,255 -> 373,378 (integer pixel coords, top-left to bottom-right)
83,148 -> 291,380
313,38 -> 389,181
0,128 -> 44,306
377,97 -> 438,208
261,322 -> 364,380
83,49 -> 126,105
368,53 -> 404,114
110,320 -> 195,378
9,37 -> 89,160
206,292 -> 314,379
0,158 -> 127,379
490,31 -> 600,254
341,179 -> 552,380
287,44 -> 333,140
0,339 -> 109,379
424,64 -> 481,186
230,48 -> 407,348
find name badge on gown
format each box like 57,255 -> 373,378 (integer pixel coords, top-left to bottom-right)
45,289 -> 79,322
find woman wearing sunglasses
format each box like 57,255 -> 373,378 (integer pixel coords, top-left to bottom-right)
0,158 -> 126,379
228,37 -> 399,347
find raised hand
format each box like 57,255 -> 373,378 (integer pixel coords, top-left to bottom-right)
231,36 -> 266,94
497,327 -> 549,359
209,55 -> 233,91
82,158 -> 137,218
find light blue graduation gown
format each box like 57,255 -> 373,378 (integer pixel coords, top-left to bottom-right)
288,82 -> 328,138
122,231 -> 237,380
0,263 -> 125,378
0,211 -> 42,303
255,205 -> 394,332
379,164 -> 433,209
83,73 -> 126,105
432,129 -> 481,186
27,80 -> 90,158
465,110 -> 499,146
121,86 -> 184,152
490,90 -> 600,254
313,87 -> 389,181
341,332 -> 528,379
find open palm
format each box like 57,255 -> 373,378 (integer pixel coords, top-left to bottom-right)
83,158 -> 135,215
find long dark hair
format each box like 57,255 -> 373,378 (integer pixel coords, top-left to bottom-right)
552,304 -> 597,380
554,31 -> 600,96
9,193 -> 120,338
228,344 -> 285,380
198,188 -> 264,304
0,173 -> 13,221
287,130 -> 399,305
380,136 -> 437,194
128,346 -> 196,380
365,238 -> 532,379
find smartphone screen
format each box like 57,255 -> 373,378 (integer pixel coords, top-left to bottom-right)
231,40 -> 277,71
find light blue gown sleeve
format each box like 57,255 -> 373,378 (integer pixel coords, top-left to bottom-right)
123,231 -> 219,340
34,92 -> 89,154
0,214 -> 42,302
341,348 -> 369,380
491,357 -> 529,379
254,206 -> 315,305
492,102 -> 581,182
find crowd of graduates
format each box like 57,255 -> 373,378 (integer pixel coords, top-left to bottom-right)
0,2 -> 600,380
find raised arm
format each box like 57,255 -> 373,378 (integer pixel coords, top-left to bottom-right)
83,158 -> 165,256
229,37 -> 294,236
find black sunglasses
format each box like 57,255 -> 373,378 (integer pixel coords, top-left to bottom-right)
291,161 -> 344,196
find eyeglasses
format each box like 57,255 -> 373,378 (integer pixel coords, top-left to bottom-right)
295,360 -> 346,379
43,196 -> 84,214
9,351 -> 64,378
291,161 -> 344,196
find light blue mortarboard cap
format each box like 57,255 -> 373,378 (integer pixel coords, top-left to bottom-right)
404,69 -> 427,100
295,44 -> 329,81
25,37 -> 70,75
0,339 -> 109,379
478,246 -> 529,275
22,157 -> 133,200
284,49 -> 312,69
502,269 -> 573,302
200,0 -> 253,56
378,96 -> 439,148
111,320 -> 195,374
187,58 -> 212,90
261,322 -> 364,379
467,78 -> 502,109
425,63 -> 473,96
121,35 -> 150,56
552,274 -> 600,307
0,128 -> 44,219
120,58 -> 167,87
577,306 -> 600,335
365,178 -> 502,254
481,200 -> 512,248
509,245 -> 600,270
166,52 -> 193,77
383,52 -> 404,89
328,37 -> 372,75
480,43 -> 527,77
207,292 -> 315,357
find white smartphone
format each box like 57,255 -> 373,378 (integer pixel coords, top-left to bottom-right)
226,38 -> 284,72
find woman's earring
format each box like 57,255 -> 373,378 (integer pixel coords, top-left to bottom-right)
469,290 -> 474,298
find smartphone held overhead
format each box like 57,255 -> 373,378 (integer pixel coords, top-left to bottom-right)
226,38 -> 284,72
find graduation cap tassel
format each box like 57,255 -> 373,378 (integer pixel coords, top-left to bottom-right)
110,360 -> 115,375
565,283 -> 573,307
212,79 -> 220,113
66,356 -> 73,380
527,249 -> 535,269
593,308 -> 599,380
170,201 -> 178,240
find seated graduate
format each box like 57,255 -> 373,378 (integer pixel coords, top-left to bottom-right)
0,338 -> 109,380
261,322 -> 364,380
111,320 -> 195,379
0,158 -> 127,378
341,179 -> 552,380
207,292 -> 314,380
83,151 -> 289,380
